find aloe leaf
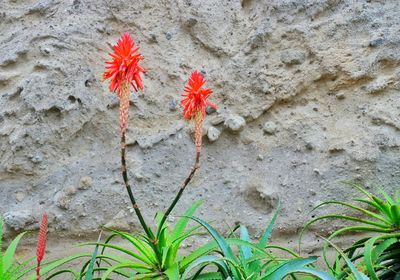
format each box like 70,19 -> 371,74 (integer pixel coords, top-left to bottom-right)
373,237 -> 398,261
390,205 -> 400,226
0,216 -> 3,278
265,245 -> 300,258
82,242 -> 152,265
189,272 -> 223,280
105,229 -> 157,264
100,262 -> 156,280
182,255 -> 229,280
372,195 -> 393,220
309,201 -> 391,224
312,214 -> 388,229
239,225 -> 252,262
81,253 -> 147,273
86,266 -> 132,278
171,225 -> 202,245
259,204 -> 280,249
279,267 -> 335,280
164,244 -> 177,270
180,240 -> 219,269
190,218 -> 236,262
24,253 -> 92,280
157,226 -> 169,253
189,217 -> 240,278
164,263 -> 179,279
364,236 -> 398,280
364,236 -> 381,280
3,232 -> 26,274
43,269 -> 80,280
263,257 -> 317,279
344,237 -> 370,259
380,189 -> 395,205
323,238 -> 369,280
226,239 -> 273,259
342,181 -> 374,199
328,226 -> 393,240
171,201 -> 202,240
84,231 -> 102,280
0,216 -> 4,277
7,256 -> 35,279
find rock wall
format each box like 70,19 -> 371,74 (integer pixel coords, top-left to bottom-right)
1,0 -> 399,240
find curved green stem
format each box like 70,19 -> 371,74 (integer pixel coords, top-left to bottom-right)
121,133 -> 152,238
120,133 -> 163,265
157,151 -> 200,238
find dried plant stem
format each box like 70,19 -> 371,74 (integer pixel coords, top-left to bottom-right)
157,112 -> 203,235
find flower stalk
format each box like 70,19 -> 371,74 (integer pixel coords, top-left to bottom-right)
103,33 -> 162,263
157,72 -> 215,235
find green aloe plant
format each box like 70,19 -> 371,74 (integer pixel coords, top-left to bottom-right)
183,207 -> 334,280
77,201 -> 220,279
301,182 -> 400,279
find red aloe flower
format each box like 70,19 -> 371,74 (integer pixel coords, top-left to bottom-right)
36,213 -> 48,280
103,33 -> 145,134
181,71 -> 216,121
103,33 -> 145,96
181,71 -> 216,155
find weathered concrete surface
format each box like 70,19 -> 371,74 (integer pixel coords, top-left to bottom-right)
1,0 -> 400,242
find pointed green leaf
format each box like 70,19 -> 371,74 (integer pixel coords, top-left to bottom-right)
164,263 -> 179,279
4,232 -> 26,273
171,201 -> 202,239
239,225 -> 252,262
390,205 -> 400,226
84,231 -> 102,280
259,203 -> 280,248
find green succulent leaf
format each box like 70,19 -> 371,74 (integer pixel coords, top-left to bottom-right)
4,233 -> 27,275
189,217 -> 240,278
323,238 -> 369,280
84,231 -> 102,280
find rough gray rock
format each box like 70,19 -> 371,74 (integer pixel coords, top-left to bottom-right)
263,121 -> 277,135
207,126 -> 221,142
78,176 -> 93,190
224,114 -> 246,132
280,49 -> 306,65
104,210 -> 132,231
0,0 -> 399,243
3,210 -> 37,231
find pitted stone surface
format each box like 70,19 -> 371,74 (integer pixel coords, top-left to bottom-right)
1,0 -> 399,240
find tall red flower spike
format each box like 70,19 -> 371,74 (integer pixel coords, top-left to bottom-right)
103,33 -> 145,134
181,71 -> 216,155
36,213 -> 48,280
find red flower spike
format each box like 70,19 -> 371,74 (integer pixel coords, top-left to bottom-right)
103,33 -> 145,96
181,71 -> 216,121
36,213 -> 48,280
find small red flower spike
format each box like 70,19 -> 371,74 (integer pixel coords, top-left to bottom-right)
103,33 -> 145,134
36,213 -> 48,280
181,71 -> 216,121
181,71 -> 216,155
